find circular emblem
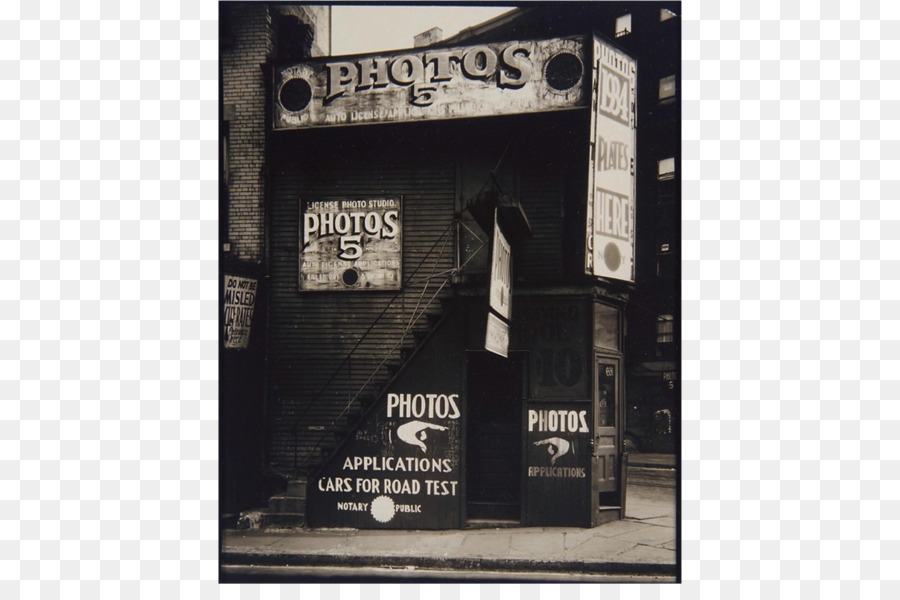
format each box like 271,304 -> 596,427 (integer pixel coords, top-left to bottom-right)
341,267 -> 360,287
603,242 -> 622,271
544,52 -> 583,92
279,77 -> 312,112
370,495 -> 396,523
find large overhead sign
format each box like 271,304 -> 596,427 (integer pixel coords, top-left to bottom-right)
585,37 -> 636,282
300,197 -> 402,291
274,36 -> 586,129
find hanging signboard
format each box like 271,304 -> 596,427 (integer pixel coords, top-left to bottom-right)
486,211 -> 511,358
585,37 -> 636,282
223,274 -> 256,348
488,210 -> 511,319
485,311 -> 509,358
274,36 -> 586,129
300,197 -> 402,291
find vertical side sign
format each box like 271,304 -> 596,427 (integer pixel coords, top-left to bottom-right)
485,312 -> 509,358
486,210 -> 511,358
489,210 -> 511,319
585,38 -> 636,282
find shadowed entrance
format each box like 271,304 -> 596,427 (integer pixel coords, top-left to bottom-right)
466,351 -> 524,523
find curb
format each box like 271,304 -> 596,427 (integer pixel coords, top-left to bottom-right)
221,564 -> 677,583
221,551 -> 678,578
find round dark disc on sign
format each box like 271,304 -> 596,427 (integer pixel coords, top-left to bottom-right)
280,77 -> 312,112
545,52 -> 583,91
603,242 -> 621,271
342,268 -> 360,287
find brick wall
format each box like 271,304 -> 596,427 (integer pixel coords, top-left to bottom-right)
221,3 -> 273,264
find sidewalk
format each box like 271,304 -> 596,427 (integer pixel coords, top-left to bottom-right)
221,484 -> 677,583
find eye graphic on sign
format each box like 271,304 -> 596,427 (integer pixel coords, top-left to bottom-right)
534,437 -> 571,465
396,421 -> 448,453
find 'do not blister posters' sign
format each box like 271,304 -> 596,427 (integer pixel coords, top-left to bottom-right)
300,197 -> 402,291
585,37 -> 636,282
223,274 -> 257,349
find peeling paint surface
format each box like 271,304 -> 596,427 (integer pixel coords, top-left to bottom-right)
274,36 -> 587,129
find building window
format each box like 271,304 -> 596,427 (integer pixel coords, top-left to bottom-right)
658,157 -> 675,180
658,75 -> 676,102
615,14 -> 631,38
660,8 -> 678,21
656,314 -> 674,344
657,232 -> 675,255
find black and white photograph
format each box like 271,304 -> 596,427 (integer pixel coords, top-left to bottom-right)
219,2 -> 680,583
6,0 -> 898,596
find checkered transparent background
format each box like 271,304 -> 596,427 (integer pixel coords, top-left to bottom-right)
1,0 -> 897,597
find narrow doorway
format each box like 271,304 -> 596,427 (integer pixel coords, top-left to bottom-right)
466,351 -> 524,524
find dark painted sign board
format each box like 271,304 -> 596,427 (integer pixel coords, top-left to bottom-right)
307,311 -> 466,529
524,401 -> 592,526
467,296 -> 590,398
511,297 -> 591,399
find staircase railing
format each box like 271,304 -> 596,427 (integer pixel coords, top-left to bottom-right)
290,219 -> 485,477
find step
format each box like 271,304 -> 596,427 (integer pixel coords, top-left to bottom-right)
259,512 -> 306,529
237,509 -> 306,530
269,494 -> 307,514
596,506 -> 622,526
285,479 -> 308,497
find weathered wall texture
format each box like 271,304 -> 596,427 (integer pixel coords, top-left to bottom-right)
221,3 -> 273,263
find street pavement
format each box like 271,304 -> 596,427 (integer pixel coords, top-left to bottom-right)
221,484 -> 677,583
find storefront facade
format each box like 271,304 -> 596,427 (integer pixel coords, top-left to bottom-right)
264,33 -> 638,528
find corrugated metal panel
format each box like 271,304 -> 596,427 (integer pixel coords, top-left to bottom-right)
518,164 -> 565,282
268,148 -> 457,474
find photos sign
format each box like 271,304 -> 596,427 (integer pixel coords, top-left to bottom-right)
274,37 -> 586,129
300,197 -> 402,291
